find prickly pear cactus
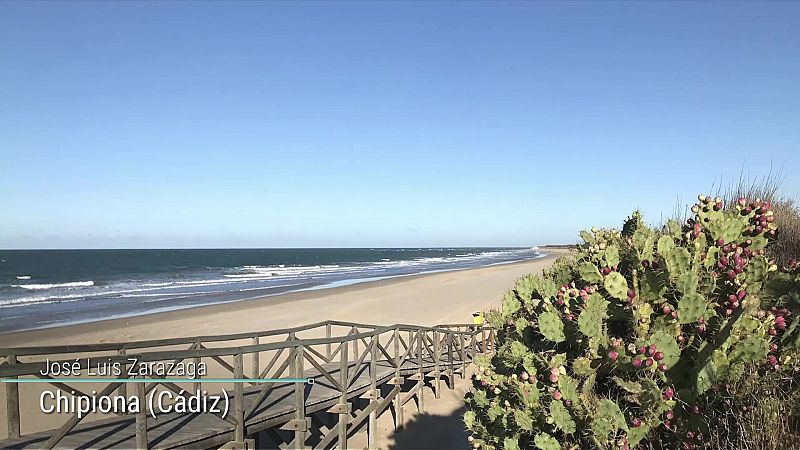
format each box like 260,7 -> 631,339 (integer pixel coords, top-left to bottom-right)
465,196 -> 799,450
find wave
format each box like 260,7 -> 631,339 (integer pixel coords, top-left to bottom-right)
12,281 -> 95,290
16,275 -> 31,280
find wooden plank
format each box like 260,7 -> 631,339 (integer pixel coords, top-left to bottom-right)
5,354 -> 20,439
135,379 -> 148,450
259,346 -> 286,379
303,351 -> 342,392
291,346 -> 306,449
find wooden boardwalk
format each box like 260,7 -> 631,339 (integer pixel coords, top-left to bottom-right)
0,321 -> 495,449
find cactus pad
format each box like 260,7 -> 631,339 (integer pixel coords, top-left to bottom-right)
603,272 -> 629,301
549,400 -> 576,434
538,311 -> 566,343
577,261 -> 603,283
677,293 -> 706,324
534,433 -> 560,450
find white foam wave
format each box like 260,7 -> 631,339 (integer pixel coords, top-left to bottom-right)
16,276 -> 31,280
12,281 -> 94,290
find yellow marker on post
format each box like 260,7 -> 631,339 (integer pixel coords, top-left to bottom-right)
472,311 -> 484,326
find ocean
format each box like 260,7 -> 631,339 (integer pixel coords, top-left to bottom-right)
0,247 -> 543,334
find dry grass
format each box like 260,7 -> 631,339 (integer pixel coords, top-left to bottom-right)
710,170 -> 800,266
704,367 -> 800,450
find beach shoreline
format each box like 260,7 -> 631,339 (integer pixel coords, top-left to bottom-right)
0,251 -> 568,347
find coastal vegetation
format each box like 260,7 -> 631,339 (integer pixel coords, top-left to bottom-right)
464,191 -> 800,449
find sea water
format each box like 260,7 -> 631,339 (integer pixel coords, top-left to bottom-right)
0,248 -> 542,333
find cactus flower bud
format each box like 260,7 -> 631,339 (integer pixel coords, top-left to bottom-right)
609,351 -> 619,361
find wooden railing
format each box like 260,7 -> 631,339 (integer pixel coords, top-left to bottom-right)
0,320 -> 496,449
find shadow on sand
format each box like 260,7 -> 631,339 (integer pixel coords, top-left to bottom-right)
387,405 -> 468,450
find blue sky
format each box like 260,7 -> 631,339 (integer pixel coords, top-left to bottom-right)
1,2 -> 798,249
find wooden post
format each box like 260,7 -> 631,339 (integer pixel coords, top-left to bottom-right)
337,340 -> 349,450
252,336 -> 260,380
352,327 -> 358,360
118,349 -> 128,399
292,345 -> 306,449
326,324 -> 332,360
469,332 -> 477,359
368,335 -> 378,450
460,332 -> 467,377
481,326 -> 487,353
5,354 -> 20,439
433,331 -> 441,399
135,377 -> 148,449
447,332 -> 455,389
417,330 -> 425,412
193,338 -> 202,394
234,353 -> 245,442
489,329 -> 496,352
393,327 -> 400,375
392,327 -> 403,430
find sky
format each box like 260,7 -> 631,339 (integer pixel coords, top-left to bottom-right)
1,1 -> 799,249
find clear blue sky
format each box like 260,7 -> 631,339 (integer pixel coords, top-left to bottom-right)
1,2 -> 798,249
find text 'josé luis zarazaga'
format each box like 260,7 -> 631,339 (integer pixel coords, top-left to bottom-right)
39,357 -> 208,378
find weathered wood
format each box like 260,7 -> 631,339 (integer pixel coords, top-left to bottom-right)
351,326 -> 359,361
392,327 -> 403,430
303,351 -> 343,392
433,331 -> 441,399
318,385 -> 400,450
460,332 -> 467,376
368,334 -> 378,450
252,337 -> 260,380
374,340 -> 397,369
135,378 -> 148,450
337,340 -> 349,450
0,321 -> 490,450
346,339 -> 374,388
234,353 -> 245,442
5,354 -> 20,439
291,346 -> 306,449
417,330 -> 425,412
259,346 -> 286,379
0,320 -> 476,358
448,332 -> 455,389
305,344 -> 330,365
193,338 -> 202,393
326,324 -> 332,360
247,350 -> 293,419
118,348 -> 128,398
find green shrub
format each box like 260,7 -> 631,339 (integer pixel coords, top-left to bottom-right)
464,195 -> 800,450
